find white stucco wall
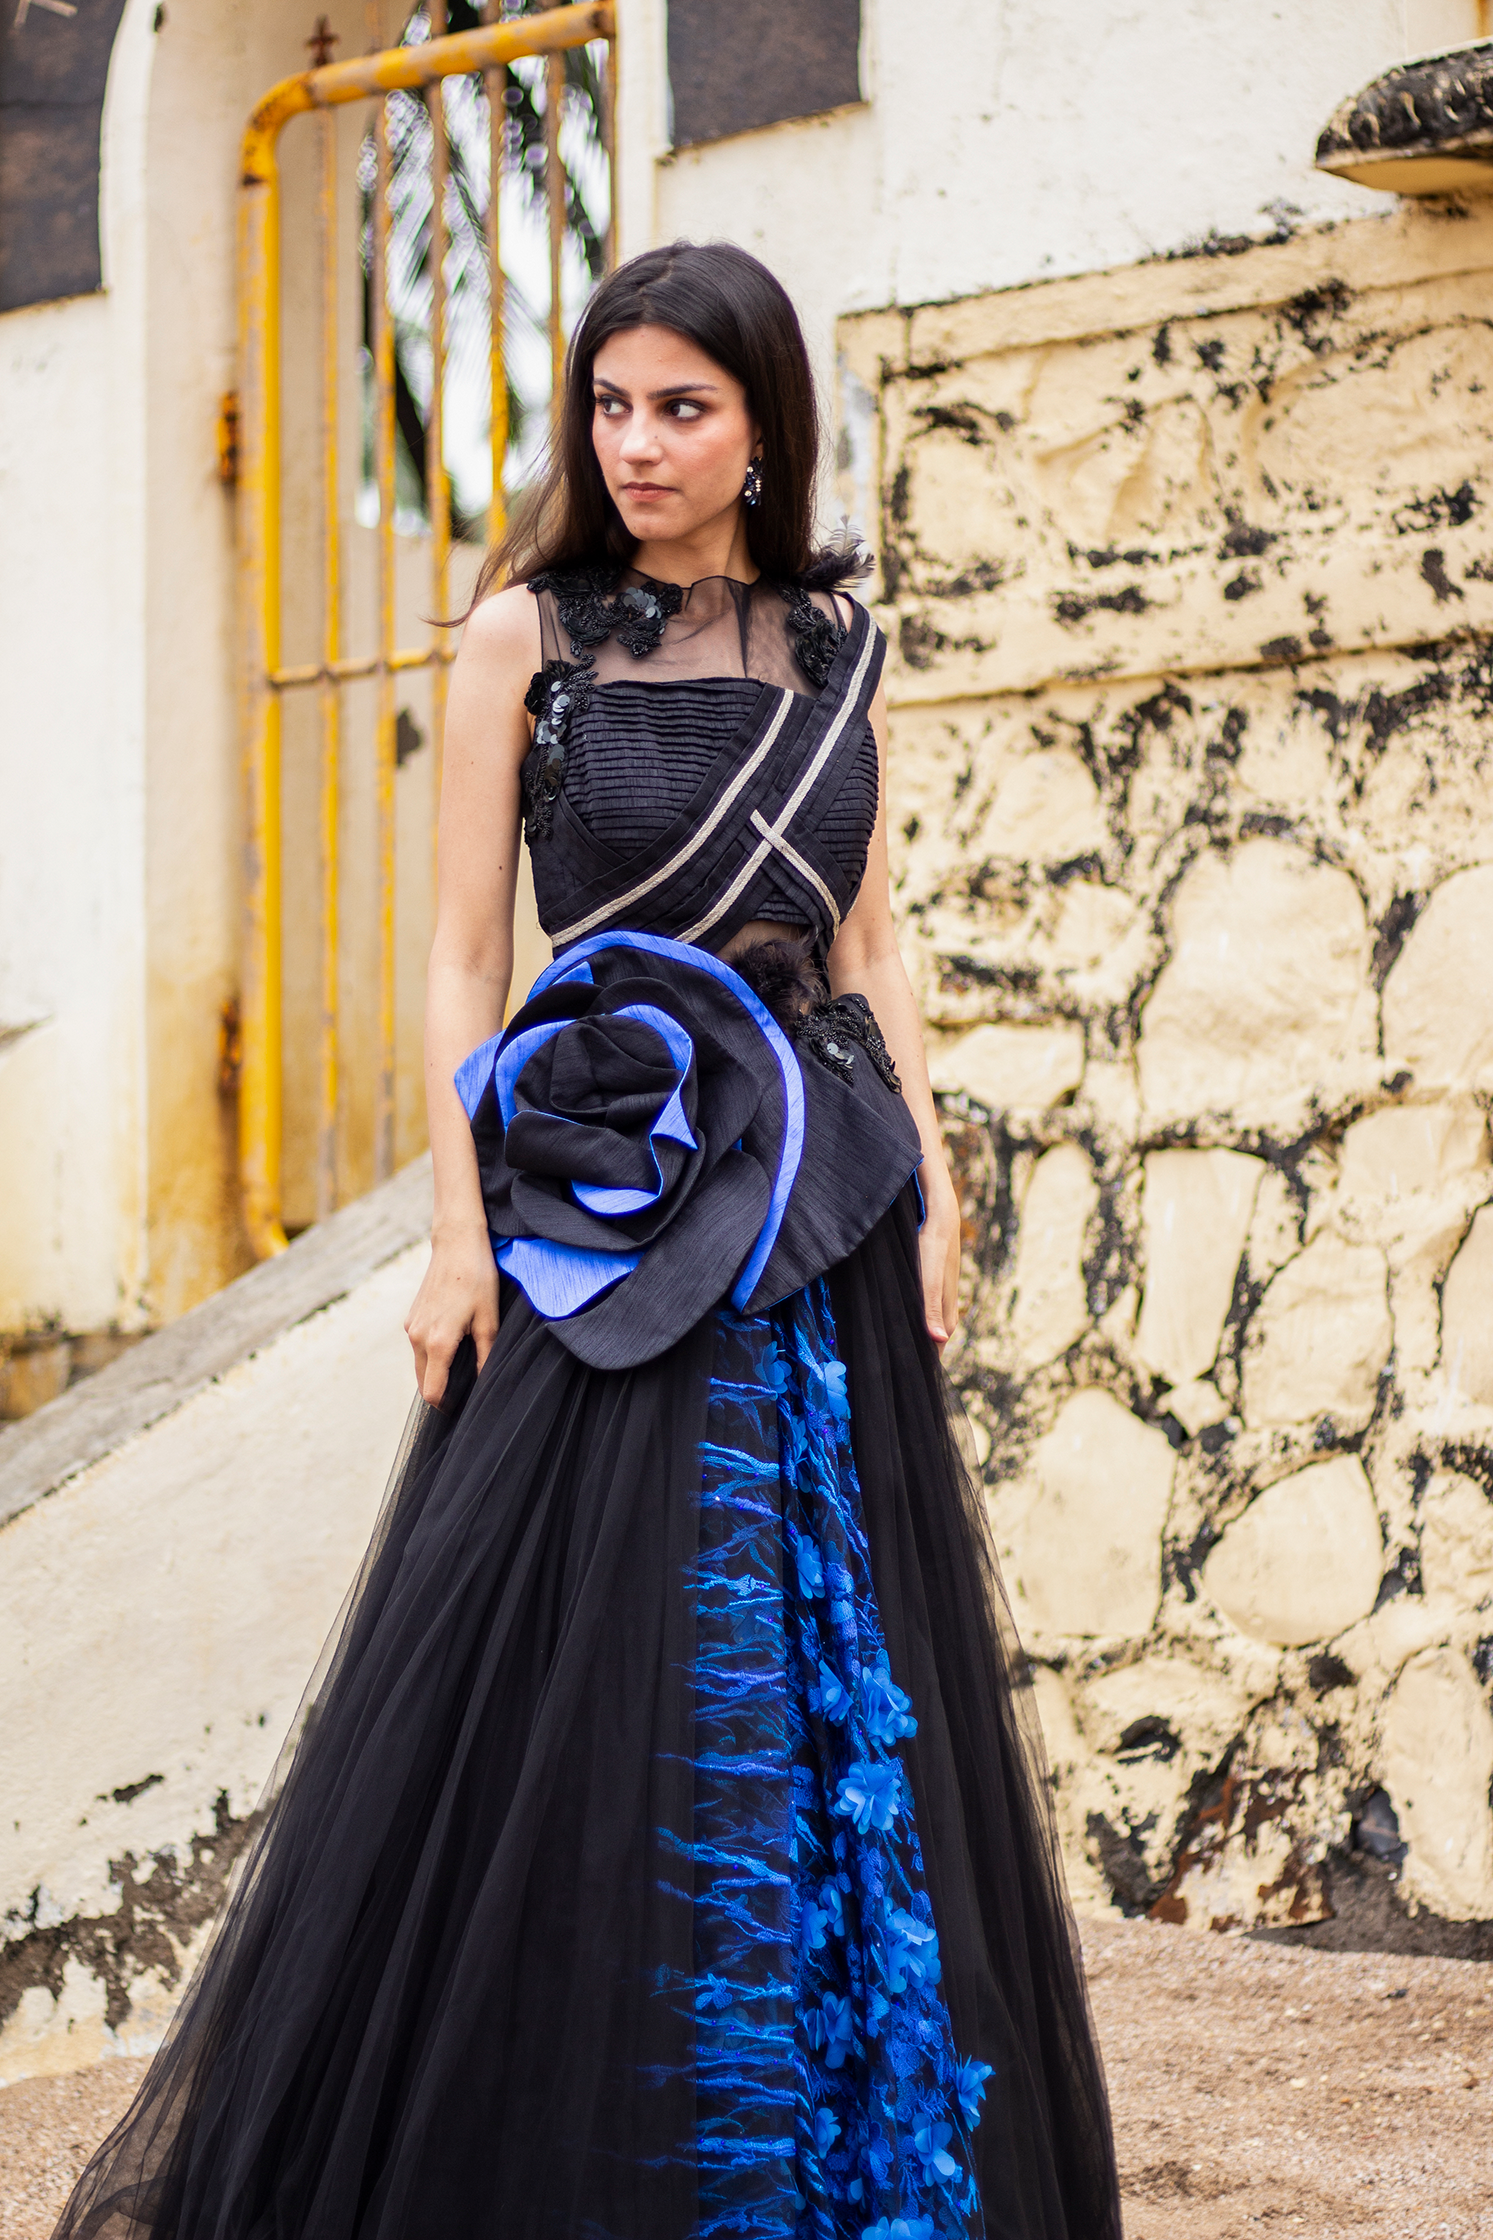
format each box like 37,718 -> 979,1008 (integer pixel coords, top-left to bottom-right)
0,0 -> 156,1336
616,0 -> 1487,462
0,0 -> 419,1346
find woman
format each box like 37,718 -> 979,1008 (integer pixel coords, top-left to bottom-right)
56,243 -> 1120,2240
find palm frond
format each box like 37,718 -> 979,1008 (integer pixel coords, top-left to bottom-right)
359,2 -> 609,532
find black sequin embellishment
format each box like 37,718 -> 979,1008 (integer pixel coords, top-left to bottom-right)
521,659 -> 594,841
781,582 -> 844,689
612,579 -> 685,657
529,564 -> 683,661
796,991 -> 901,1094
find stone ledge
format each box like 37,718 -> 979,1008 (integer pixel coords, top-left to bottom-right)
0,1156 -> 432,1531
837,201 -> 1493,381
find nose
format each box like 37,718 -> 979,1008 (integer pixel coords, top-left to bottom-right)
619,410 -> 663,466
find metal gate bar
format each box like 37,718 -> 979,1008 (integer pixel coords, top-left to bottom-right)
237,1 -> 615,1260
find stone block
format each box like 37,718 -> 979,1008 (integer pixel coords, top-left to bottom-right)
1203,1455 -> 1383,1648
1030,1665 -> 1084,1778
1337,1101 -> 1490,1376
1134,1148 -> 1264,1386
929,1022 -> 1085,1113
1137,840 -> 1378,1130
1009,1143 -> 1096,1366
1077,1655 -> 1247,1770
1152,1702 -> 1345,1933
1244,1166 -> 1302,1285
1339,1097 -> 1488,1230
1163,1378 -> 1231,1436
1381,1647 -> 1493,1920
1010,1389 -> 1175,1637
1383,865 -> 1493,1094
1418,1471 -> 1493,1606
978,745 -> 1108,864
1041,881 -> 1142,975
1242,1234 -> 1392,1431
1439,1204 -> 1493,1405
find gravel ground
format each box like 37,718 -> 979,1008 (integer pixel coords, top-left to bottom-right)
1,1920 -> 1489,2236
1085,1919 -> 1493,2238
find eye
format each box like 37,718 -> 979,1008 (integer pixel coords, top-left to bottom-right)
594,394 -> 626,417
668,400 -> 704,421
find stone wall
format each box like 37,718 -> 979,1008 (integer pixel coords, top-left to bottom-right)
844,199 -> 1493,1933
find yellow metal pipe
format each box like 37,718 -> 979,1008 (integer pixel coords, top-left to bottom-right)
373,86 -> 398,1188
486,34 -> 509,553
270,646 -> 454,689
317,104 -> 341,1224
428,0 -> 450,903
237,2 -> 613,1254
547,50 -> 566,430
241,6 -> 614,185
602,33 -> 617,274
237,100 -> 288,1260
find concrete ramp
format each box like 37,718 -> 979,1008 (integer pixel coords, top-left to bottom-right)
0,1161 -> 432,2082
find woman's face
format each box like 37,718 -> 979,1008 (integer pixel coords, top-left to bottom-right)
590,323 -> 759,551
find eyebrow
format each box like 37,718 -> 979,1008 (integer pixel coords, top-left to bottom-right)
592,378 -> 720,400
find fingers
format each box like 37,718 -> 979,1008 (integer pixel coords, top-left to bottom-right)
919,1213 -> 962,1351
920,1246 -> 949,1347
943,1247 -> 962,1347
473,1309 -> 499,1374
420,1337 -> 453,1409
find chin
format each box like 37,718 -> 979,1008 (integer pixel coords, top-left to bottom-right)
618,502 -> 683,534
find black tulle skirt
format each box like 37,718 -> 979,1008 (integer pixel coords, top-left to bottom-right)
53,1187 -> 1120,2240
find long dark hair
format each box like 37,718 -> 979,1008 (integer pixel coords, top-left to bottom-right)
466,240 -> 867,605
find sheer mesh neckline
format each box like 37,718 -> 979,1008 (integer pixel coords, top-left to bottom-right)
623,568 -> 762,594
531,562 -> 845,694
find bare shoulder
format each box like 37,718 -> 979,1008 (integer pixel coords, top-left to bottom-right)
452,580 -> 542,691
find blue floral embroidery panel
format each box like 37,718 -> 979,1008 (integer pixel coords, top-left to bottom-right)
688,1285 -> 991,2240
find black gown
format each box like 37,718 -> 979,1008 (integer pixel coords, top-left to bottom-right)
54,571 -> 1122,2240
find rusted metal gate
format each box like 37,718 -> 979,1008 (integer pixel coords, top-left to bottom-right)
237,2 -> 614,1259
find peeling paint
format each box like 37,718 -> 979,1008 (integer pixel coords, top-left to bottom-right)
0,1798 -> 253,2043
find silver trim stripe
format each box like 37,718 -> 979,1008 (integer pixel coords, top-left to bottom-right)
677,619 -> 878,946
550,688 -> 796,945
747,810 -> 842,935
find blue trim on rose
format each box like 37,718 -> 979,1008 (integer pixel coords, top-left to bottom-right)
454,1033 -> 502,1123
530,931 -> 806,1309
493,1235 -> 641,1317
494,1017 -> 572,1128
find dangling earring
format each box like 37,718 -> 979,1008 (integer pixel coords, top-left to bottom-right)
742,457 -> 763,508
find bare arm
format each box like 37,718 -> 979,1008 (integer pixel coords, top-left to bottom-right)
826,679 -> 961,1347
404,584 -> 540,1403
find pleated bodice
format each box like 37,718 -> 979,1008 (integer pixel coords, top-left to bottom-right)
520,569 -> 881,957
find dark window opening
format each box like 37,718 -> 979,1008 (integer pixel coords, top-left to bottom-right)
668,0 -> 862,151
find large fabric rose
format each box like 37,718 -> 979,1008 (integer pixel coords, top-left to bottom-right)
456,932 -> 921,1368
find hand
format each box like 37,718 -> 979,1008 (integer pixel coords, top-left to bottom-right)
917,1173 -> 962,1349
404,1220 -> 500,1406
